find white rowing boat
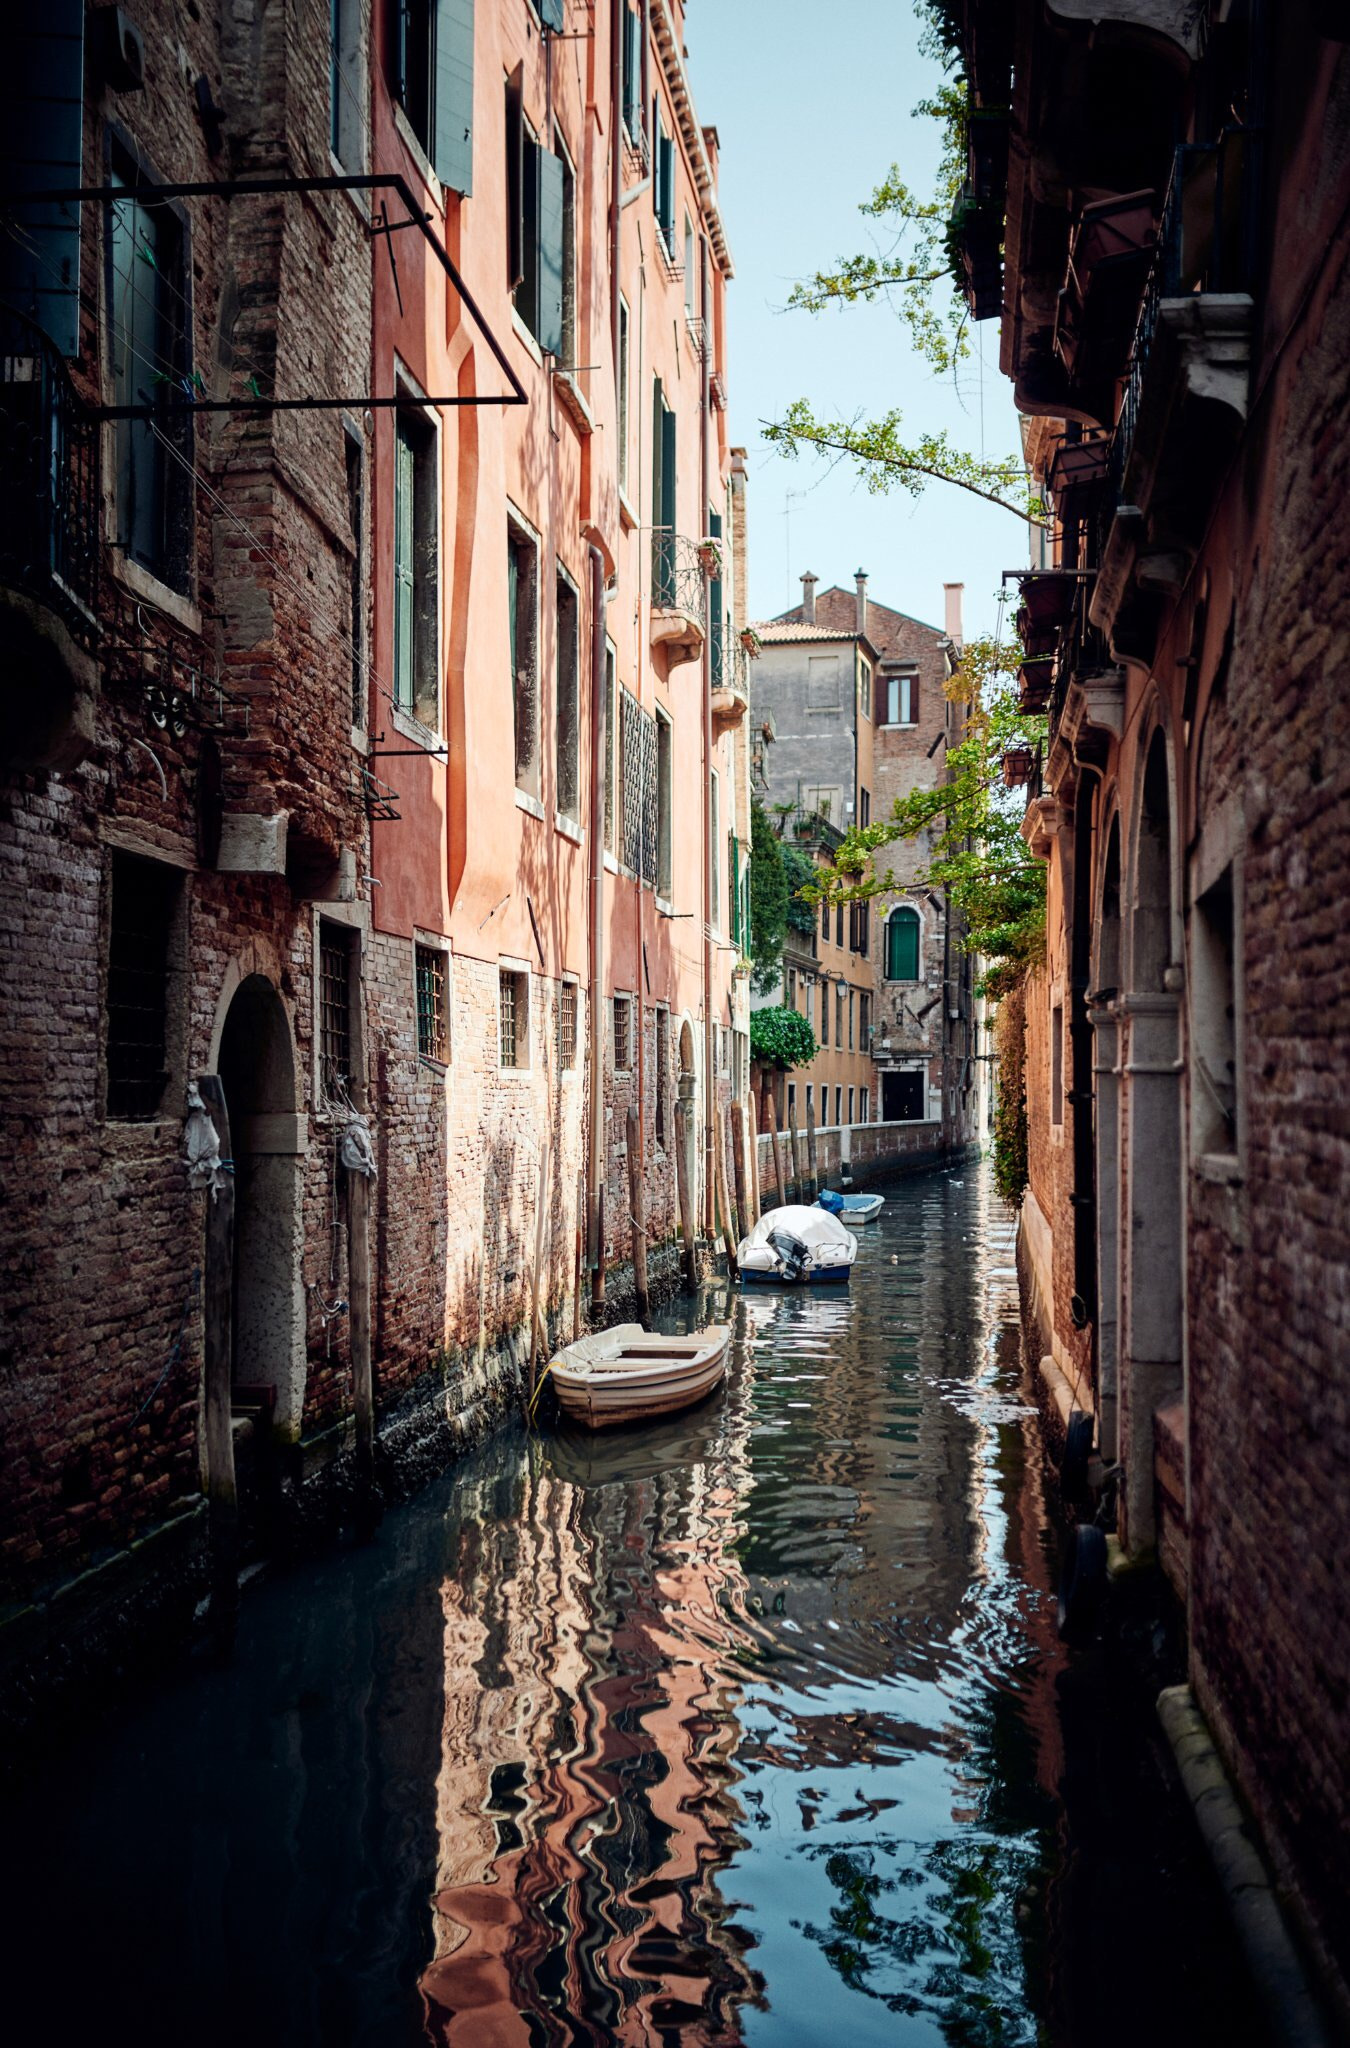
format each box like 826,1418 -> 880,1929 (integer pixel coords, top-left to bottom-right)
545,1322 -> 731,1429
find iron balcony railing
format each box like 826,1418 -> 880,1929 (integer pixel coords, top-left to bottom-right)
1106,127 -> 1257,523
651,528 -> 706,623
0,305 -> 99,634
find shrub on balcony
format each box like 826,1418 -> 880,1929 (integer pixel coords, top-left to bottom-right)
749,1007 -> 818,1071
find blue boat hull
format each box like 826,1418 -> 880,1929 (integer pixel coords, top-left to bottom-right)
740,1264 -> 852,1286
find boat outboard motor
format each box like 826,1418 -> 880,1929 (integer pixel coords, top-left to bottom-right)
767,1227 -> 810,1281
816,1187 -> 845,1215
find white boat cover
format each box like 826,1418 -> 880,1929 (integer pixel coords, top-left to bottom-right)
736,1204 -> 858,1273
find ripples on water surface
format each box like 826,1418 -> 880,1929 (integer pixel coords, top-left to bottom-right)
2,1168 -> 1260,2046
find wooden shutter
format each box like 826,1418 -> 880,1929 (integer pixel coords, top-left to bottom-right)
432,0 -> 474,195
708,508 -> 724,686
659,129 -> 675,249
661,402 -> 677,532
536,146 -> 566,357
505,63 -> 524,290
0,3 -> 84,357
622,7 -> 641,137
538,0 -> 565,27
394,420 -> 415,710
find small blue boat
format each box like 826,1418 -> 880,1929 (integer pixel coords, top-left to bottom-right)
816,1188 -> 885,1224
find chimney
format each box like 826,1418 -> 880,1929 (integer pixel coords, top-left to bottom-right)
943,581 -> 964,651
855,568 -> 868,637
800,570 -> 818,623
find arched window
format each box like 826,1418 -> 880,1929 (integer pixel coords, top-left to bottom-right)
885,905 -> 920,981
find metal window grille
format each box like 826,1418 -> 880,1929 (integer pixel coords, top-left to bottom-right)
500,969 -> 524,1068
415,944 -> 448,1062
559,981 -> 577,1069
620,688 -> 657,882
320,926 -> 354,1094
106,852 -> 176,1120
613,995 -> 631,1072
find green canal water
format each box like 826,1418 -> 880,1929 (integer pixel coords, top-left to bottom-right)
2,1165 -> 1265,2045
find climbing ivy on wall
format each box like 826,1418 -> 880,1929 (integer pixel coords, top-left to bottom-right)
992,979 -> 1029,1207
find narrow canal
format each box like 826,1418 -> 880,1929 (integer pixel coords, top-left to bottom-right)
4,1166 -> 1264,2047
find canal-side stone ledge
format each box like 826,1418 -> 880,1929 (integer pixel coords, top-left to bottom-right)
1157,1684 -> 1332,2048
755,1124 -> 978,1201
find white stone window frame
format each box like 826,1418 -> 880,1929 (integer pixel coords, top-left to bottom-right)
411,929 -> 452,1072
498,956 -> 533,1074
311,899 -> 369,1117
612,989 -> 634,1075
1187,789 -> 1246,1184
559,972 -> 582,1079
507,499 -> 544,811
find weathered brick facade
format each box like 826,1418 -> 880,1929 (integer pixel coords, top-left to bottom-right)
965,0 -> 1350,2019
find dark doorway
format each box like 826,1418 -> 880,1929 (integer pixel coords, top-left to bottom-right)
883,1070 -> 924,1121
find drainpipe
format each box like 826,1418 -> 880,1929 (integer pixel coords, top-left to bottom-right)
700,230 -> 715,1233
588,544 -> 608,1303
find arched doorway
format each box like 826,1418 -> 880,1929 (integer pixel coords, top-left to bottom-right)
217,974 -> 305,1437
1119,728 -> 1183,1552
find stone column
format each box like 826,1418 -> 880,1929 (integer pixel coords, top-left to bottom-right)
1118,987 -> 1184,1554
1090,998 -> 1122,1464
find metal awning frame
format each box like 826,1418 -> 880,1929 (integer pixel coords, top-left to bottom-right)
0,171 -> 528,418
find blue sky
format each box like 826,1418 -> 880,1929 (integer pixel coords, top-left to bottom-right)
685,0 -> 1025,639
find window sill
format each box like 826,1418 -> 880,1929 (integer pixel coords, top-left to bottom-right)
329,154 -> 371,220
498,1064 -> 532,1078
553,370 -> 594,437
515,788 -> 545,821
603,851 -> 619,875
110,553 -> 200,636
350,724 -> 371,755
418,1055 -> 450,1078
389,703 -> 443,750
391,104 -> 443,209
511,310 -> 544,367
1193,1151 -> 1243,1186
555,813 -> 584,844
618,487 -> 638,530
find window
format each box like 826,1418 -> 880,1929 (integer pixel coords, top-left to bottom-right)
391,0 -> 474,191
881,669 -> 919,726
555,566 -> 580,819
651,376 -> 677,604
848,1087 -> 855,1125
621,4 -> 643,143
344,425 -> 366,727
655,1007 -> 669,1147
861,1086 -> 869,1123
656,706 -> 673,896
684,213 -> 696,314
848,990 -> 855,1050
330,0 -> 367,171
558,136 -> 577,367
394,403 -> 438,727
785,966 -> 797,1010
604,644 -> 617,850
613,994 -> 632,1072
500,968 -> 529,1068
806,1084 -> 814,1121
834,1086 -> 842,1127
508,514 -> 540,797
807,656 -> 840,710
836,901 -> 844,947
820,979 -> 829,1046
415,943 -> 449,1062
108,156 -> 192,591
821,898 -> 829,942
505,72 -> 565,352
1051,1002 -> 1064,1127
654,97 -> 674,252
319,922 -> 356,1097
106,852 -> 179,1120
619,685 -> 657,881
886,905 -> 920,981
859,991 -> 871,1047
617,298 -> 630,495
559,979 -> 578,1070
708,508 -> 725,687
1192,866 -> 1238,1157
835,985 -> 843,1047
859,787 -> 871,828
787,1081 -> 796,1119
860,662 -> 872,717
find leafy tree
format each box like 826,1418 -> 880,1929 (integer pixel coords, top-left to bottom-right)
804,636 -> 1047,1002
749,800 -> 789,993
749,1007 -> 818,1071
781,838 -> 820,938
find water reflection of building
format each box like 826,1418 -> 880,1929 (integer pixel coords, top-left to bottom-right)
419,1448 -> 765,2045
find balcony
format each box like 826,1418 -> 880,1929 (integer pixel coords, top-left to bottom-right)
0,307 -> 100,769
1054,189 -> 1157,402
711,633 -> 752,738
650,529 -> 706,667
1091,132 -> 1256,656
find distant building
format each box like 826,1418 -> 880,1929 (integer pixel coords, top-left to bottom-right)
751,573 -> 981,1152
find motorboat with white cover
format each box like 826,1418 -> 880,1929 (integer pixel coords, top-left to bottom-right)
736,1204 -> 858,1284
546,1323 -> 730,1429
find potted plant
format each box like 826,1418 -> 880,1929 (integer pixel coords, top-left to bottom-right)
739,625 -> 762,657
1002,745 -> 1035,789
697,536 -> 722,578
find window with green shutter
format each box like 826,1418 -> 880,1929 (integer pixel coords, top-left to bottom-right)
622,6 -> 642,142
391,0 -> 474,193
708,508 -> 724,686
0,5 -> 84,358
886,906 -> 920,981
394,406 -> 438,725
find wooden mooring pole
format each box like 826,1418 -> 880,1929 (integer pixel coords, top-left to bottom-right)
731,1101 -> 751,1236
673,1100 -> 699,1291
787,1099 -> 803,1205
764,1086 -> 787,1209
197,1074 -> 238,1650
528,1137 -> 551,1402
806,1090 -> 820,1202
347,1162 -> 376,1526
716,1106 -> 739,1273
626,1107 -> 651,1322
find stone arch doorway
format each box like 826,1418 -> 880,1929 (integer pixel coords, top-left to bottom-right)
1120,727 -> 1183,1553
217,973 -> 306,1437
